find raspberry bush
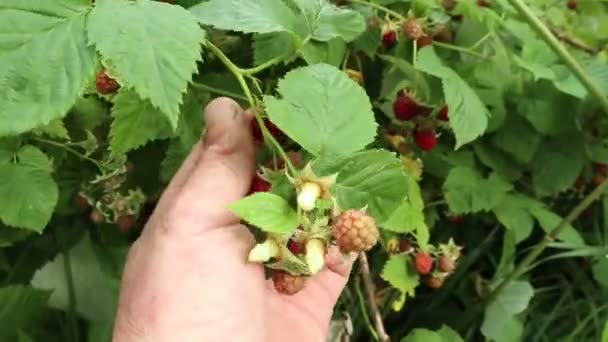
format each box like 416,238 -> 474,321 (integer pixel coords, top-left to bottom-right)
2,0 -> 608,341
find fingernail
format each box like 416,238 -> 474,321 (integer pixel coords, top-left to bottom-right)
202,98 -> 243,150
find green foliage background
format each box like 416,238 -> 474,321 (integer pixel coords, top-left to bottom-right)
1,0 -> 608,341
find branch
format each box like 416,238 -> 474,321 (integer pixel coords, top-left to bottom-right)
486,178 -> 608,303
359,252 -> 391,342
507,0 -> 608,115
548,26 -> 598,55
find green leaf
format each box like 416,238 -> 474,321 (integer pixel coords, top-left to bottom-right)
528,206 -> 585,246
0,0 -> 97,136
491,115 -> 542,165
109,91 -> 174,155
494,230 -> 517,279
493,195 -> 535,243
32,120 -> 70,140
191,0 -> 300,34
0,286 -> 50,337
313,150 -> 408,223
473,142 -> 523,182
401,329 -> 442,342
415,47 -> 489,148
264,63 -> 377,156
382,178 -> 429,250
253,32 -> 297,66
602,321 -> 608,342
88,0 -> 205,127
443,167 -> 513,214
296,1 -> 366,42
593,257 -> 608,288
0,225 -> 32,248
0,138 -> 20,163
381,255 -> 419,311
481,281 -> 534,341
494,316 -> 524,342
0,146 -> 58,231
514,40 -> 557,81
31,234 -> 119,323
531,134 -> 585,196
437,326 -> 465,342
228,193 -> 298,234
299,39 -> 346,67
383,201 -> 425,234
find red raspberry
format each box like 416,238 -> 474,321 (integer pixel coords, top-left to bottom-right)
399,239 -> 413,253
382,31 -> 397,49
593,173 -> 605,186
90,209 -> 105,225
416,34 -> 433,48
438,255 -> 456,272
414,130 -> 437,151
74,193 -> 89,210
574,176 -> 586,191
414,252 -> 434,275
251,118 -> 283,141
96,70 -> 119,94
594,163 -> 608,175
117,215 -> 136,232
393,91 -> 418,121
402,18 -> 424,40
434,25 -> 453,43
272,271 -> 307,295
249,174 -> 271,193
438,106 -> 449,121
442,0 -> 457,11
332,210 -> 379,253
567,0 -> 576,10
426,275 -> 445,289
447,214 -> 464,224
287,239 -> 301,255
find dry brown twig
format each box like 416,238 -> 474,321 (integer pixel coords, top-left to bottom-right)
358,252 -> 391,342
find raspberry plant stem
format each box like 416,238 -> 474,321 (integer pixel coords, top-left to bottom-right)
349,0 -> 405,21
486,178 -> 608,304
432,41 -> 487,59
32,137 -> 104,172
191,81 -> 249,102
507,0 -> 608,115
359,252 -> 391,342
205,41 -> 297,176
355,279 -> 381,341
241,54 -> 288,76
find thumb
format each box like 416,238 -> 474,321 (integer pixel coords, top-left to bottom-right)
170,97 -> 256,233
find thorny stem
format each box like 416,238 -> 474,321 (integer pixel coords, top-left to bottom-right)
359,252 -> 391,342
32,137 -> 103,172
432,41 -> 488,59
507,0 -> 608,115
191,81 -> 249,102
355,279 -> 380,341
349,0 -> 405,21
486,178 -> 608,304
205,41 -> 297,176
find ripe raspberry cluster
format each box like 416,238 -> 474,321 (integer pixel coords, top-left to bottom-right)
391,90 -> 451,152
387,237 -> 462,290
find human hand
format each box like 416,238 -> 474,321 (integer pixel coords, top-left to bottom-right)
112,98 -> 354,342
